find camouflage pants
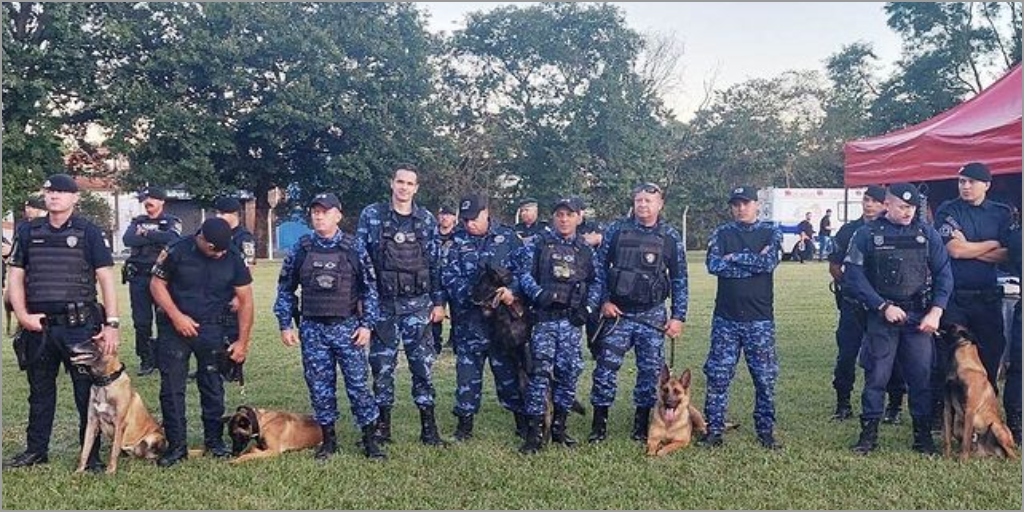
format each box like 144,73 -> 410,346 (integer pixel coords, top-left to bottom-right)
299,318 -> 379,428
703,316 -> 778,436
524,318 -> 584,416
589,306 -> 666,409
370,306 -> 437,408
451,310 -> 524,417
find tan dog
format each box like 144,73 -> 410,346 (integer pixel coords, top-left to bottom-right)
225,405 -> 323,463
646,365 -> 706,456
941,325 -> 1018,461
69,342 -> 167,474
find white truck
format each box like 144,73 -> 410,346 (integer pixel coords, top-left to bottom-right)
756,187 -> 867,260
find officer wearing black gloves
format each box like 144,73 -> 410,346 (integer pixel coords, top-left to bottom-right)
150,218 -> 254,467
4,174 -> 121,471
843,183 -> 953,455
122,186 -> 181,376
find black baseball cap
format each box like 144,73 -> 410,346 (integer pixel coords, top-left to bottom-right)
552,197 -> 582,213
438,205 -> 456,216
214,196 -> 242,214
43,174 -> 78,193
518,197 -> 539,208
728,185 -> 758,203
458,193 -> 488,221
888,183 -> 921,206
139,186 -> 167,202
309,192 -> 341,211
25,194 -> 46,209
958,162 -> 992,182
200,218 -> 233,252
864,185 -> 887,203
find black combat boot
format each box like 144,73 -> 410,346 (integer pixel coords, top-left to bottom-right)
911,416 -> 937,455
314,424 -> 337,461
850,418 -> 879,455
454,414 -> 474,442
361,423 -> 386,460
631,407 -> 651,441
373,406 -> 393,444
514,412 -> 528,439
418,405 -> 448,447
518,416 -> 544,455
882,392 -> 904,425
550,408 -> 577,447
831,392 -> 853,421
6,450 -> 49,468
757,431 -> 783,450
588,405 -> 609,443
138,339 -> 157,376
157,444 -> 188,467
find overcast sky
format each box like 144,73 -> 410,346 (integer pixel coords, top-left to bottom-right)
419,2 -> 903,119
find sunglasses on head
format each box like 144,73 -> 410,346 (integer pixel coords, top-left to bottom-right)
633,182 -> 662,195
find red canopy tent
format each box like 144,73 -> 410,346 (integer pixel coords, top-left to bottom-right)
844,64 -> 1022,186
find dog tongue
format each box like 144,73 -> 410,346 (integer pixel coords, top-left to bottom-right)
663,407 -> 678,423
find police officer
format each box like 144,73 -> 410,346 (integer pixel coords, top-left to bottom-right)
273,192 -> 384,460
575,201 -> 604,347
588,182 -> 688,444
122,186 -> 181,376
845,183 -> 953,455
1003,222 -> 1022,446
934,162 -> 1012,395
512,197 -> 594,454
431,205 -> 458,354
700,186 -> 783,449
827,185 -> 907,423
440,192 -> 525,441
4,195 -> 48,290
214,196 -> 256,267
356,164 -> 446,447
4,174 -> 121,471
514,198 -> 549,245
149,218 -> 254,467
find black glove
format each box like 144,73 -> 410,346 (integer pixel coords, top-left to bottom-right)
217,344 -> 245,384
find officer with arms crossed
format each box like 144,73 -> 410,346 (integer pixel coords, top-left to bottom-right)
273,193 -> 384,460
122,186 -> 181,376
149,218 -> 254,467
514,198 -> 549,245
431,205 -> 458,354
844,183 -> 952,455
5,174 -> 120,471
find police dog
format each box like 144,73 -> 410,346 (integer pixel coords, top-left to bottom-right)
646,364 -> 706,456
941,325 -> 1018,460
68,341 -> 167,474
225,405 -> 323,463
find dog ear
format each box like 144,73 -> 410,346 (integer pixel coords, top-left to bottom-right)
659,363 -> 669,384
679,368 -> 691,388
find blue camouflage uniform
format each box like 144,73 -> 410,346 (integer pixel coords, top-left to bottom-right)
589,217 -> 688,412
273,231 -> 380,430
122,212 -> 181,372
512,231 -> 593,417
514,220 -> 550,246
356,202 -> 443,420
440,222 -> 524,419
703,220 -> 782,441
431,228 -> 457,353
1003,224 -> 1022,443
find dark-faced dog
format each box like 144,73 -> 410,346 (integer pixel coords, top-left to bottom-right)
69,341 -> 167,474
941,325 -> 1018,460
646,365 -> 706,456
225,405 -> 323,463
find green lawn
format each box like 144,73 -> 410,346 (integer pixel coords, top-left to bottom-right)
2,255 -> 1020,509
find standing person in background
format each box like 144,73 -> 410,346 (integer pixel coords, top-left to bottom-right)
795,212 -> 815,263
514,198 -> 549,245
431,205 -> 458,354
817,209 -> 833,261
214,197 -> 256,267
122,187 -> 181,376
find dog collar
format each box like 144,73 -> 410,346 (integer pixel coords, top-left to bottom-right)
92,363 -> 126,387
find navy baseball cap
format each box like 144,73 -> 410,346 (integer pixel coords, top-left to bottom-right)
139,186 -> 167,201
309,192 -> 341,211
200,218 -> 233,251
888,183 -> 921,206
728,185 -> 758,203
864,185 -> 887,203
958,162 -> 992,182
552,197 -> 582,213
459,193 -> 488,221
43,174 -> 78,193
438,205 -> 456,216
214,196 -> 242,214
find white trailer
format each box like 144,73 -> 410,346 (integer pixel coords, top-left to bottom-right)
756,187 -> 866,260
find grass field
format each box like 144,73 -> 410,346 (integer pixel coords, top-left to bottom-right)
2,255 -> 1021,509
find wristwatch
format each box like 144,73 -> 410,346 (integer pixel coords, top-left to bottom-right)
105,317 -> 121,329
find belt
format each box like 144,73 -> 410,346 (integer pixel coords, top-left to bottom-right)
534,309 -> 570,322
303,316 -> 352,325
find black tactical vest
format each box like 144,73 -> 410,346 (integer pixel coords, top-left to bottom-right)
608,225 -> 669,308
866,221 -> 930,302
715,225 -> 774,321
378,216 -> 429,298
535,235 -> 592,309
298,235 -> 358,318
25,218 -> 97,305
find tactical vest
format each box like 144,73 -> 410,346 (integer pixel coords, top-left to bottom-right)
866,222 -> 930,302
298,236 -> 359,318
608,225 -> 669,308
25,219 -> 97,305
378,215 -> 429,298
715,225 -> 774,321
535,235 -> 591,309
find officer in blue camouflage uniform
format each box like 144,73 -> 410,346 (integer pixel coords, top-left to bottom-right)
356,164 -> 446,447
588,182 -> 688,444
1003,221 -> 1022,446
512,197 -> 594,454
440,192 -> 525,441
150,218 -> 254,467
5,174 -> 121,472
122,186 -> 181,376
700,186 -> 783,449
514,198 -> 550,245
431,205 -> 458,354
827,185 -> 907,423
845,183 -> 952,455
273,192 -> 384,460
933,163 -> 1012,409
